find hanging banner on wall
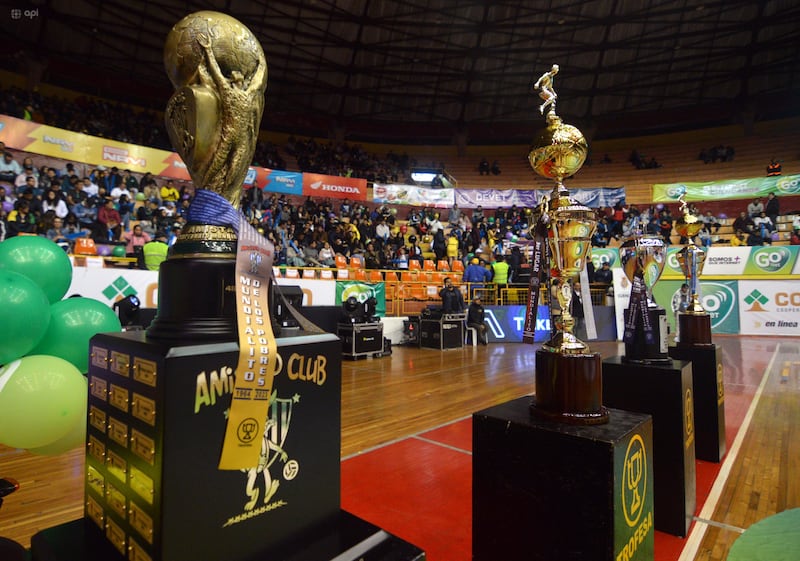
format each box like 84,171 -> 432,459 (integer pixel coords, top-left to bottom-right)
738,280 -> 800,335
453,189 -> 538,209
244,168 -> 304,195
334,281 -> 386,316
743,245 -> 800,275
302,173 -> 368,201
653,174 -> 800,202
373,184 -> 454,207
453,187 -> 626,209
0,114 -> 191,180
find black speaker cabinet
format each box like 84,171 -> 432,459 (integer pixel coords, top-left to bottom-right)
337,322 -> 384,359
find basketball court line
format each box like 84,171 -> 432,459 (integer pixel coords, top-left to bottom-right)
678,342 -> 782,561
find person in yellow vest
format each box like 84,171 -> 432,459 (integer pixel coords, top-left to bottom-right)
730,230 -> 747,247
491,254 -> 510,285
141,231 -> 169,270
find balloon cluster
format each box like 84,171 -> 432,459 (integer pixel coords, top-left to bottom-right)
0,237 -> 121,455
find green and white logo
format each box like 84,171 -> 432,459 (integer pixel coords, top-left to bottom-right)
776,175 -> 800,195
336,281 -> 386,315
102,275 -> 138,302
745,246 -> 796,274
700,281 -> 739,333
590,248 -> 618,269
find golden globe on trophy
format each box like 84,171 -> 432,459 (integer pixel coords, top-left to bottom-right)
148,11 -> 269,341
674,195 -> 712,346
526,64 -> 609,424
619,232 -> 670,362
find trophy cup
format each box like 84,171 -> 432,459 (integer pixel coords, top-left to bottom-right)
147,11 -> 268,340
674,196 -> 712,346
528,65 -> 608,424
619,232 -> 670,362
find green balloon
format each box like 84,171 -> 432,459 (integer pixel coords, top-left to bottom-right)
112,245 -> 127,257
29,297 -> 122,373
0,270 -> 51,365
0,355 -> 86,449
28,376 -> 88,455
0,236 -> 73,303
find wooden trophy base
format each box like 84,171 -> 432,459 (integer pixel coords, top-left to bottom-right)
677,313 -> 713,348
531,350 -> 609,425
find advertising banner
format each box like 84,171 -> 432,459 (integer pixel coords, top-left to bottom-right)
590,247 -> 622,269
701,247 -> 749,276
302,173 -> 368,201
651,279 -> 740,336
373,184 -> 454,207
244,168 -> 304,195
482,305 -> 551,343
335,281 -> 386,316
453,189 -> 538,209
661,247 -> 687,279
453,186 -> 626,209
738,280 -> 800,335
0,114 -> 191,180
653,174 -> 800,202
612,268 -> 632,340
743,245 -> 799,276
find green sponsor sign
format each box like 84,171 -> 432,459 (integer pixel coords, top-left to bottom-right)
662,247 -> 686,278
335,281 -> 386,316
613,430 -> 654,561
653,174 -> 800,202
590,247 -> 620,269
651,279 -> 739,334
743,246 -> 799,275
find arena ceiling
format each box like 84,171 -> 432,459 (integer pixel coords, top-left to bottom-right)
2,0 -> 799,143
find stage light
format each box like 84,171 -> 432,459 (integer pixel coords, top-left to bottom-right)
113,295 -> 141,327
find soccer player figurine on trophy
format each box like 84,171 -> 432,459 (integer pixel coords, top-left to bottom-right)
674,195 -> 713,346
526,65 -> 609,424
619,231 -> 670,362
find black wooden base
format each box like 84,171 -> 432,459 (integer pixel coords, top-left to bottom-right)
29,512 -> 424,561
602,356 -> 696,537
677,313 -> 713,348
669,344 -> 726,462
473,398 -> 654,561
532,350 -> 609,425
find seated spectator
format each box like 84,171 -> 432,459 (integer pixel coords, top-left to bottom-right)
590,262 -> 610,287
141,231 -> 169,271
5,200 -> 37,237
730,230 -> 747,247
0,151 -> 23,184
790,229 -> 800,246
317,241 -> 336,267
491,160 -> 501,175
732,211 -> 755,234
753,211 -> 774,238
766,158 -> 782,177
747,197 -> 764,217
698,224 -> 713,248
746,230 -> 765,246
701,210 -> 721,233
478,158 -> 490,176
122,224 -> 151,257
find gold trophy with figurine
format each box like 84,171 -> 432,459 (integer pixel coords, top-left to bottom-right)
528,64 -> 608,424
675,195 -> 712,346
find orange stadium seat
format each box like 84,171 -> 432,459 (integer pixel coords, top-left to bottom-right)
350,256 -> 364,269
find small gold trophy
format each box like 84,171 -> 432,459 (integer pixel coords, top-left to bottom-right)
528,65 -> 608,424
675,195 -> 712,346
619,232 -> 670,362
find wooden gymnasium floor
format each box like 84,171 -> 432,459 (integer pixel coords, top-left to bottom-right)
1,335 -> 798,560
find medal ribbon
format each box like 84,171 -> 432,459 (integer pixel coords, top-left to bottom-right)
522,219 -> 548,344
187,190 -> 278,470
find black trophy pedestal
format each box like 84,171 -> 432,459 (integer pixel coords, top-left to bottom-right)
473,398 -> 654,561
30,511 -> 424,561
669,345 -> 726,462
623,306 -> 669,363
77,330 -> 345,561
602,356 -> 696,537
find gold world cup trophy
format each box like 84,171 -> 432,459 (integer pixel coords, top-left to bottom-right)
528,64 -> 609,424
619,232 -> 670,362
147,11 -> 268,340
674,195 -> 713,346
